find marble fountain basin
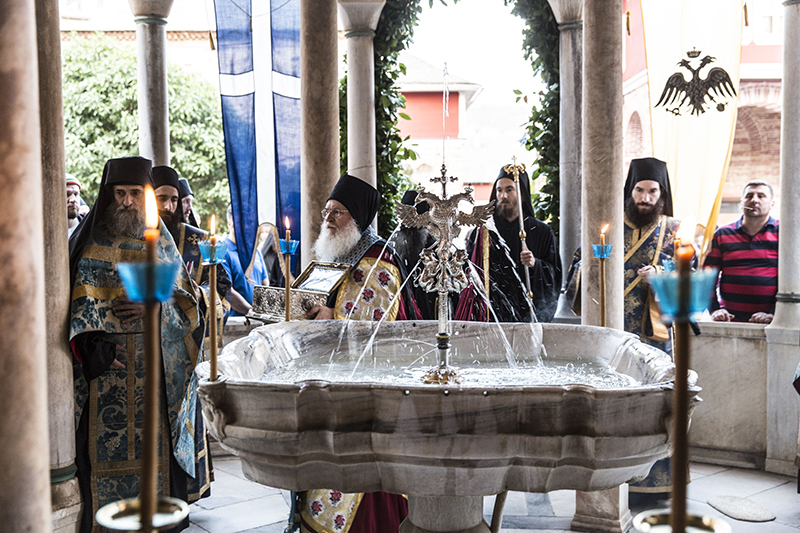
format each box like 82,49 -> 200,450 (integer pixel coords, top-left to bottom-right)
196,320 -> 698,497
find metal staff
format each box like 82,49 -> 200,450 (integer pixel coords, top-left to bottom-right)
503,160 -> 533,301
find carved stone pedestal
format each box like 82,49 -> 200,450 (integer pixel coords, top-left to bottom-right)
399,496 -> 490,533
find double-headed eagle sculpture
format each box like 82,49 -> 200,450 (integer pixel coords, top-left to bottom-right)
396,167 -> 495,296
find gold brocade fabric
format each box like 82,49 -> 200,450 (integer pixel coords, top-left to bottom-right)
301,490 -> 364,533
70,220 -> 206,529
334,256 -> 401,322
623,214 -> 680,348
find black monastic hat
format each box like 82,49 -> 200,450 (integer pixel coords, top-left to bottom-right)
328,173 -> 379,231
152,166 -> 181,192
178,177 -> 194,198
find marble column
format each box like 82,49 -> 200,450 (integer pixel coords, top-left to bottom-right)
300,0 -> 340,268
0,0 -> 51,530
580,0 -> 624,331
764,0 -> 800,476
547,0 -> 583,323
35,0 -> 82,529
573,1 -> 630,532
129,0 -> 176,166
339,0 -> 385,208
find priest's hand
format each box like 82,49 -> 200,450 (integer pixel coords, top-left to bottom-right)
711,309 -> 734,322
637,265 -> 656,278
113,298 -> 147,323
307,305 -> 334,320
189,278 -> 202,302
520,250 -> 535,267
112,344 -> 127,370
749,312 -> 773,324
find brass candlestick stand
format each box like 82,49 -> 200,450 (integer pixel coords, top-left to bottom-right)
280,237 -> 299,321
198,238 -> 228,382
591,242 -> 612,327
99,249 -> 186,530
638,248 -> 723,533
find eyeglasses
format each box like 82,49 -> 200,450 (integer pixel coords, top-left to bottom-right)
321,208 -> 349,219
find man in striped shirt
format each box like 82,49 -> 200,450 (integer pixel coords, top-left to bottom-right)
705,180 -> 779,323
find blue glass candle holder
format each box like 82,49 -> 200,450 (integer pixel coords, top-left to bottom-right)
661,259 -> 676,273
591,244 -> 613,258
117,261 -> 182,303
648,268 -> 718,323
280,239 -> 299,255
198,240 -> 228,264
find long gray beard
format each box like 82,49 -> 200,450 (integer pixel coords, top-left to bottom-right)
313,220 -> 361,262
105,202 -> 147,240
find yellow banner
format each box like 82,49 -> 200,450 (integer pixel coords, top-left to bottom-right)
641,0 -> 744,255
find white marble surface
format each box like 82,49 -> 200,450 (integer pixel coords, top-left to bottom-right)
690,320 -> 768,466
690,320 -> 800,476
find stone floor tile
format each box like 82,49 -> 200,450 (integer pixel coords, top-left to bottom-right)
183,524 -> 210,533
687,467 -> 793,502
213,456 -> 251,482
497,515 -> 575,531
190,493 -> 289,533
689,461 -> 730,480
237,523 -> 289,533
192,469 -> 281,511
746,481 -> 800,527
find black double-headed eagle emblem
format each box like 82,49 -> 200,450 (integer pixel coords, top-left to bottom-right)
655,48 -> 737,116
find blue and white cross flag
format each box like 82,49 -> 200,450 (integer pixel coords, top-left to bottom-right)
214,0 -> 301,274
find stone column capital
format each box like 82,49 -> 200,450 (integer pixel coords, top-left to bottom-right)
546,0 -> 583,25
338,0 -> 386,34
127,0 -> 175,19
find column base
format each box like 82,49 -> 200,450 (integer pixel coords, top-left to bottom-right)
765,457 -> 796,477
403,495 -> 489,533
399,518 -> 490,533
572,486 -> 632,533
51,477 -> 82,533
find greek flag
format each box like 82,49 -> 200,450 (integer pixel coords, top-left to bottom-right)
214,0 -> 301,271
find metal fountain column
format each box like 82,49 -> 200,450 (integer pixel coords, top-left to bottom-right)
396,165 -> 495,384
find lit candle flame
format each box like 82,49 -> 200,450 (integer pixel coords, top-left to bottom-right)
676,217 -> 695,245
285,216 -> 290,231
210,214 -> 216,236
601,224 -> 609,235
145,185 -> 158,230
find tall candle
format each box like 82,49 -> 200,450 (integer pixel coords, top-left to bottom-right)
209,214 -> 217,262
671,219 -> 695,533
142,184 -> 160,532
600,224 -> 609,246
144,185 -> 158,263
285,216 -> 291,322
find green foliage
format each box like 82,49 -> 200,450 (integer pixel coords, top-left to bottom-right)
507,0 -> 560,236
62,33 -> 229,224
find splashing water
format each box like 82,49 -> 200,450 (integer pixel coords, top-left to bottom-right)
327,222 -> 404,373
261,355 -> 638,389
351,260 -> 422,379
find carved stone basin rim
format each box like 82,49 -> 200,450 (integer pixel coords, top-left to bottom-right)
196,321 -> 699,497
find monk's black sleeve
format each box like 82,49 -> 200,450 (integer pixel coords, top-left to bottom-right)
72,332 -> 117,381
525,218 -> 562,323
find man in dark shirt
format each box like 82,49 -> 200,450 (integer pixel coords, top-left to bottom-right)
704,180 -> 779,323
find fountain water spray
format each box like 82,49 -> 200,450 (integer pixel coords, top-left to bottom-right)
396,164 -> 494,384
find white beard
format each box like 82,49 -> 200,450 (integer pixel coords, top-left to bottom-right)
313,219 -> 362,262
